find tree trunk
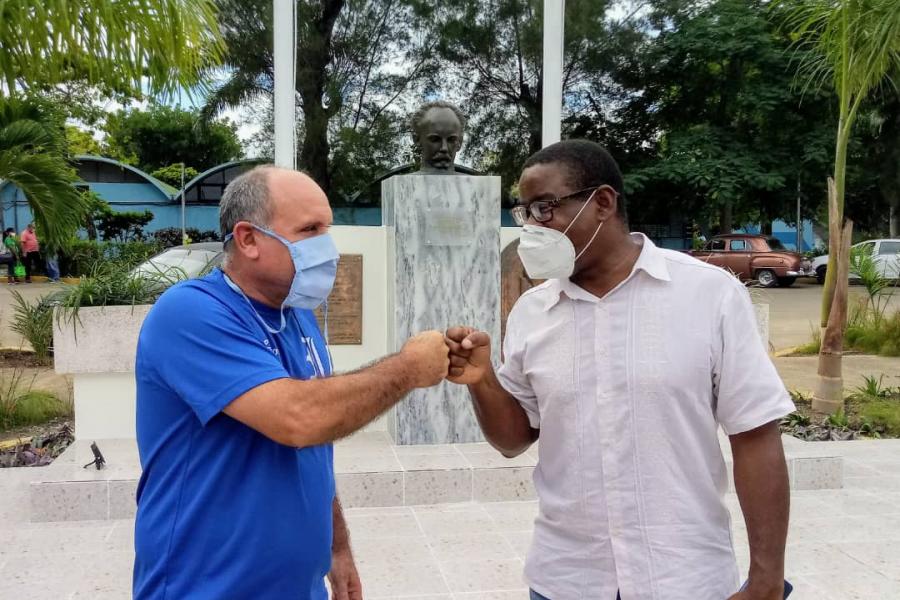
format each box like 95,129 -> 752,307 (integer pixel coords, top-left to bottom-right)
719,199 -> 733,234
295,0 -> 345,198
814,178 -> 853,414
891,202 -> 899,238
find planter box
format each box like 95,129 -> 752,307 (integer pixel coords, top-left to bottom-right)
54,305 -> 151,439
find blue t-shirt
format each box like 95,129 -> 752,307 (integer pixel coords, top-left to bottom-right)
133,268 -> 335,600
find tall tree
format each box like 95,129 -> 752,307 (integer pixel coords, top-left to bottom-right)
204,0 -> 436,201
0,0 -> 225,250
431,0 -> 615,195
618,0 -> 837,234
103,105 -> 244,173
779,0 -> 900,412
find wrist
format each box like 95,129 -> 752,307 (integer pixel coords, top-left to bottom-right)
382,352 -> 415,392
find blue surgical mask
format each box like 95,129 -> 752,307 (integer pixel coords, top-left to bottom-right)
224,225 -> 339,333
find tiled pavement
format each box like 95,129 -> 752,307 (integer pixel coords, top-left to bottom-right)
2,439 -> 900,599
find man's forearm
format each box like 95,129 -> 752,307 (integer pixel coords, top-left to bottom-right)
730,421 -> 790,595
292,353 -> 415,445
332,496 -> 351,554
469,370 -> 537,458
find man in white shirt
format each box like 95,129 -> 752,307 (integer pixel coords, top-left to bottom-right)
446,140 -> 793,600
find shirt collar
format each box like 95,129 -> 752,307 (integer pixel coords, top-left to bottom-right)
542,233 -> 671,311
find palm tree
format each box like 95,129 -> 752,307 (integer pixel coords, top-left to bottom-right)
0,98 -> 89,252
0,0 -> 224,251
777,0 -> 900,412
0,0 -> 223,98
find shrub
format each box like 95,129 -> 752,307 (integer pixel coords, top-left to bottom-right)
153,227 -> 221,248
860,400 -> 900,436
9,292 -> 59,364
0,368 -> 70,430
60,240 -> 161,277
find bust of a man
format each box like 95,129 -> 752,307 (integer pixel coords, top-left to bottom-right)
410,101 -> 466,174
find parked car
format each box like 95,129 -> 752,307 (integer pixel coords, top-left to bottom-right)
131,243 -> 224,290
810,239 -> 900,284
685,234 -> 811,287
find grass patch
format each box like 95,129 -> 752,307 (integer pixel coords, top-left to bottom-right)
860,400 -> 900,435
783,375 -> 900,439
845,310 -> 900,356
0,389 -> 71,431
792,328 -> 821,356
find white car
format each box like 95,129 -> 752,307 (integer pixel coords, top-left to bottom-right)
811,239 -> 900,283
131,243 -> 224,289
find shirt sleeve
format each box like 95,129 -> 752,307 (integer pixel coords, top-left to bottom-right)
496,307 -> 541,429
137,282 -> 290,425
712,280 -> 795,435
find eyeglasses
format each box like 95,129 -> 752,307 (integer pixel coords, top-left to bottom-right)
510,187 -> 600,226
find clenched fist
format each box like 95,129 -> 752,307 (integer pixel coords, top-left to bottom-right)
445,326 -> 492,385
400,330 -> 450,388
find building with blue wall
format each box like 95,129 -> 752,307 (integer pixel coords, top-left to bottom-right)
0,156 -> 266,236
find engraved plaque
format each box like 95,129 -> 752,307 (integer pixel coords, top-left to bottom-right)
315,254 -> 363,345
420,208 -> 475,246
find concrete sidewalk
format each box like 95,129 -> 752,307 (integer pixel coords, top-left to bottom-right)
775,355 -> 900,395
2,438 -> 900,599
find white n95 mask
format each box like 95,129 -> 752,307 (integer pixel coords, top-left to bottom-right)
517,193 -> 603,280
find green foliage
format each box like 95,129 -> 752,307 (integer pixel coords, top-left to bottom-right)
849,243 -> 893,321
96,210 -> 154,243
104,105 -> 243,173
0,367 -> 69,430
860,400 -> 900,436
845,310 -> 900,356
65,125 -> 102,156
153,228 -> 220,249
854,374 -> 889,401
205,0 -> 437,200
57,260 -> 171,314
0,0 -> 224,99
622,0 -> 836,231
0,97 -> 90,253
60,240 -> 161,277
150,164 -> 200,188
826,408 -> 850,428
9,292 -> 58,364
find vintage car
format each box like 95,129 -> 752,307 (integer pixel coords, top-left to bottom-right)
686,234 -> 810,287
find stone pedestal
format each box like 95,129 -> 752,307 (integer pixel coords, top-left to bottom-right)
383,175 -> 501,444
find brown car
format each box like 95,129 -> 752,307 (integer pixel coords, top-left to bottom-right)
686,234 -> 810,287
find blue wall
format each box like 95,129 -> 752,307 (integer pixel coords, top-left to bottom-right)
737,220 -> 817,252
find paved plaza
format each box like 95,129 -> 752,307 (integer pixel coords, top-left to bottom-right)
2,436 -> 900,599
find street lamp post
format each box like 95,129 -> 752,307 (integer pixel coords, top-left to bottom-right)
273,0 -> 296,169
542,0 -> 565,148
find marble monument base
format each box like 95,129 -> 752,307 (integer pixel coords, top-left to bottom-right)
383,174 -> 501,444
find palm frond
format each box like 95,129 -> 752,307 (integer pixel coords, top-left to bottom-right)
0,0 -> 225,98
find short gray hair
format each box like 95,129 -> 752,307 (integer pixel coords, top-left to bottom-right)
219,165 -> 275,241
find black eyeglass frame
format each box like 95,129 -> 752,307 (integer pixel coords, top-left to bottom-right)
510,186 -> 602,225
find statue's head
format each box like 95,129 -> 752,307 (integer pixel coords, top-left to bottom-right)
410,101 -> 466,173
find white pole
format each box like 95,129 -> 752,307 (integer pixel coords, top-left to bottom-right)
542,0 -> 565,148
273,0 -> 296,169
181,163 -> 186,244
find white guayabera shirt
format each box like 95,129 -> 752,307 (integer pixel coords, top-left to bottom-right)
498,234 -> 794,600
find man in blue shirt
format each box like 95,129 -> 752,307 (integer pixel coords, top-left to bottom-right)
134,166 -> 450,599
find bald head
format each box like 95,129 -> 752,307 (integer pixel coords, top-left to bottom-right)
219,165 -> 330,244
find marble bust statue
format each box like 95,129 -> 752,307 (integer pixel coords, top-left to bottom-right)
410,101 -> 466,174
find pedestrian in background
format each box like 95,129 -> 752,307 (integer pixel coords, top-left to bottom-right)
19,223 -> 40,283
0,228 -> 19,284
